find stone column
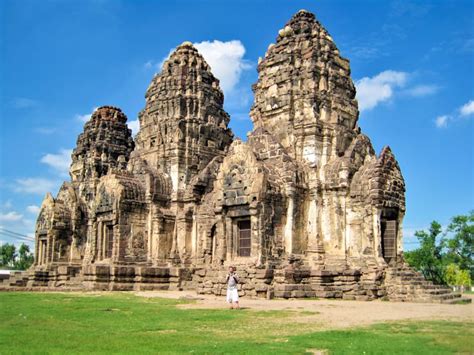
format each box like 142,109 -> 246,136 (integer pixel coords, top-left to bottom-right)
112,224 -> 119,263
169,218 -> 179,262
306,184 -> 325,265
35,237 -> 40,266
51,234 -> 56,263
147,203 -> 153,261
250,207 -> 260,264
37,240 -> 42,266
42,241 -> 46,265
225,216 -> 233,262
373,207 -> 383,261
284,187 -> 295,255
175,215 -> 189,261
191,212 -> 197,258
339,190 -> 347,261
397,211 -> 405,261
97,222 -> 103,261
306,186 -> 319,251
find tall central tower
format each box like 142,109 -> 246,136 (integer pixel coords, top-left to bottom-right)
250,10 -> 359,168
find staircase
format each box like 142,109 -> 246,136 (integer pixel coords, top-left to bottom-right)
384,264 -> 471,304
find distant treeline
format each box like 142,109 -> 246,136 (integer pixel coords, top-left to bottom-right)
0,243 -> 34,270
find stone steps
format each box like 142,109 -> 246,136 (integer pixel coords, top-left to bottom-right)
384,265 -> 471,304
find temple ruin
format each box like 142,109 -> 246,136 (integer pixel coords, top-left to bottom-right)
2,10 -> 466,303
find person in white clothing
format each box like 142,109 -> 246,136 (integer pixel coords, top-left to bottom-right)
226,266 -> 240,309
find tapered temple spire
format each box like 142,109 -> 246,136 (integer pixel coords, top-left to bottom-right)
4,10 -> 466,304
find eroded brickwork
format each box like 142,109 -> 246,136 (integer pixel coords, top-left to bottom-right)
3,10 -> 466,303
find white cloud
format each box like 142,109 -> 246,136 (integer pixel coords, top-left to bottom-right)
40,149 -> 72,177
143,60 -> 161,71
1,201 -> 13,209
14,178 -> 57,195
435,115 -> 451,128
158,40 -> 252,95
194,40 -> 252,94
35,127 -> 56,135
355,70 -> 408,111
435,99 -> 474,129
0,211 -> 23,222
75,107 -> 98,123
231,113 -> 251,121
144,60 -> 154,69
127,120 -> 140,136
459,100 -> 474,116
21,219 -> 35,229
405,84 -> 439,97
12,97 -> 38,109
26,205 -> 41,214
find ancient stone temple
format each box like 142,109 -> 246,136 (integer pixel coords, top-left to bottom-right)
2,10 -> 465,303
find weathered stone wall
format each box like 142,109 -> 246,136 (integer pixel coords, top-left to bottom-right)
13,9 -> 463,304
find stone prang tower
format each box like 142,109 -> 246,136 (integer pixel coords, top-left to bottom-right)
9,10 -> 464,303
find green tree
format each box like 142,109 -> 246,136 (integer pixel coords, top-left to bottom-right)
456,269 -> 472,289
14,244 -> 34,270
404,221 -> 446,284
0,243 -> 16,268
444,263 -> 460,286
443,211 -> 473,281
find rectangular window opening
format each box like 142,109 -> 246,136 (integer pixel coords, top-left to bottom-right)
105,224 -> 114,259
237,219 -> 251,257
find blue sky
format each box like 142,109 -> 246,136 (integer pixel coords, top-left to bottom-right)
0,0 -> 473,250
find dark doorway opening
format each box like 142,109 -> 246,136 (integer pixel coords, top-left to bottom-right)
237,219 -> 251,257
381,208 -> 398,262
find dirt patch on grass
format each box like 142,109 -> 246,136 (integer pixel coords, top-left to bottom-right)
135,291 -> 474,329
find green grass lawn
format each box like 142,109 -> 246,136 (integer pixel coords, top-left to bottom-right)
0,292 -> 472,354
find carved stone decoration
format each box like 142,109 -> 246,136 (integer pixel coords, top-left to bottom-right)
20,10 -> 466,304
128,232 -> 147,259
134,42 -> 234,194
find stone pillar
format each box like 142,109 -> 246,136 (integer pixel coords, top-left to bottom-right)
373,208 -> 383,261
97,222 -> 103,261
112,224 -> 119,263
191,212 -> 197,258
397,211 -> 405,261
35,237 -> 40,266
50,234 -> 56,263
169,219 -> 178,262
250,207 -> 260,263
284,188 -> 295,254
37,240 -> 42,266
147,204 -> 153,261
306,185 -> 325,266
339,191 -> 347,260
306,187 -> 318,251
42,241 -> 46,265
225,216 -> 233,262
215,218 -> 226,264
175,216 -> 189,261
151,218 -> 160,264
70,234 -> 76,263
